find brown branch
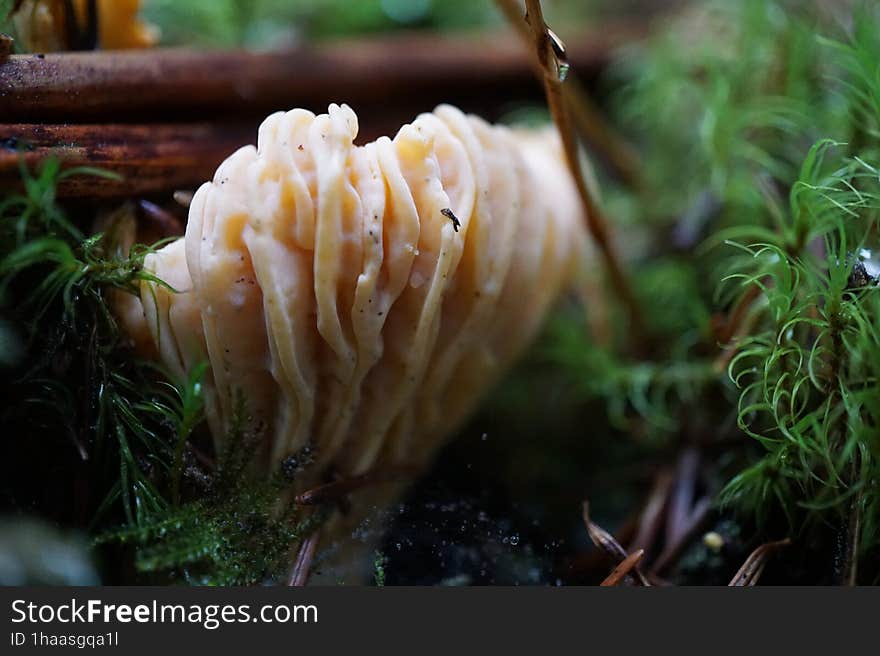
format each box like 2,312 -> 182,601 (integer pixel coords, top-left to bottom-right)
582,501 -> 650,586
287,530 -> 320,586
600,549 -> 646,586
729,538 -> 791,586
0,123 -> 254,198
494,0 -> 641,186
521,0 -> 644,339
0,27 -> 642,123
582,501 -> 628,561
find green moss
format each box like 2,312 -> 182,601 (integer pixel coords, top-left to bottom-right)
554,0 -> 880,574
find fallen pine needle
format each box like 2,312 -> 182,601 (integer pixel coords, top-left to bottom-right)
729,538 -> 792,586
600,549 -> 647,587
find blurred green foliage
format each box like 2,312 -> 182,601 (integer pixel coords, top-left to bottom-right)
0,0 -> 673,51
141,0 -> 533,47
543,0 -> 880,576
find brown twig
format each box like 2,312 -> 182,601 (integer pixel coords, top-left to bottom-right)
583,501 -> 628,561
0,29 -> 639,122
494,0 -> 641,186
520,0 -> 644,339
600,549 -> 646,587
287,530 -> 320,586
0,123 -> 255,198
582,501 -> 650,586
729,538 -> 791,586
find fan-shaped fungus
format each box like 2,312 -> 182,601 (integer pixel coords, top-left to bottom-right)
120,103 -> 586,566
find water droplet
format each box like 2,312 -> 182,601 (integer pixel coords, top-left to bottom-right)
509,534 -> 520,546
547,28 -> 570,82
556,61 -> 570,82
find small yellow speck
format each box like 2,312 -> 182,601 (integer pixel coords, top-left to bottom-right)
703,531 -> 724,552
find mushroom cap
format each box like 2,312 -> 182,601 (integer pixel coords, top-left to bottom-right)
127,103 -> 586,487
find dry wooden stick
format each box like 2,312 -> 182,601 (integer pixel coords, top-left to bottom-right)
287,530 -> 321,586
729,538 -> 791,586
582,501 -> 650,586
0,28 -> 638,122
494,0 -> 641,185
0,123 -> 255,198
521,0 -> 644,339
600,549 -> 646,586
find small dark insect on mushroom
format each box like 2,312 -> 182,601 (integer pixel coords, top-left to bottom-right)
441,207 -> 461,232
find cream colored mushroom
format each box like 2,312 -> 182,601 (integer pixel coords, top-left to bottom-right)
123,103 -> 586,534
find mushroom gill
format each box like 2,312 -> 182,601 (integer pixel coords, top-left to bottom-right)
122,103 -> 586,537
